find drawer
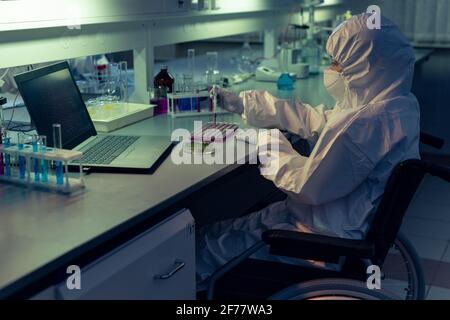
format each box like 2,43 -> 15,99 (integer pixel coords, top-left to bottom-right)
56,209 -> 195,300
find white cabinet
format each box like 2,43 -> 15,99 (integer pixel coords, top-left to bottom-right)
54,209 -> 195,300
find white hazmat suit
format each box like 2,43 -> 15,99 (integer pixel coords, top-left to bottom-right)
197,14 -> 420,281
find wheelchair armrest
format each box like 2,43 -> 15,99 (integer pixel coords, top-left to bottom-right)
420,132 -> 445,150
262,230 -> 375,264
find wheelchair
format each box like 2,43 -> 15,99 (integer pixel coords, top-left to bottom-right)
204,133 -> 449,300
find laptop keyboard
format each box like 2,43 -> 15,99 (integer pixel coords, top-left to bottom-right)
73,135 -> 140,165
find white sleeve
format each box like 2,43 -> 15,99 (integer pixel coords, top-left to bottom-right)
259,127 -> 375,206
240,90 -> 329,141
259,111 -> 411,206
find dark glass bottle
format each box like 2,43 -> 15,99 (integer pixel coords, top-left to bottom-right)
154,65 -> 174,93
153,65 -> 174,115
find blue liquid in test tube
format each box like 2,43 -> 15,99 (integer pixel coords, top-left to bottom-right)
32,135 -> 40,182
53,124 -> 64,186
17,133 -> 26,180
39,135 -> 48,183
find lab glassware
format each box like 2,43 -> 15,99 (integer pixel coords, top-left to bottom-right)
3,136 -> 11,177
17,132 -> 27,180
154,65 -> 175,93
0,136 -> 84,194
39,135 -> 49,183
0,130 -> 3,176
153,65 -> 175,115
32,134 -> 40,182
53,124 -> 64,186
205,52 -> 220,86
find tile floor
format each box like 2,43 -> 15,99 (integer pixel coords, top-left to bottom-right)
400,175 -> 450,300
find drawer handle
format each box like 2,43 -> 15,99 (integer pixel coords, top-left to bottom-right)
154,260 -> 186,280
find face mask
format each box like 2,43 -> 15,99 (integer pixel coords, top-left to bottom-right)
323,68 -> 347,104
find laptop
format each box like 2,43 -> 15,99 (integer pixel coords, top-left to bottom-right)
14,61 -> 173,172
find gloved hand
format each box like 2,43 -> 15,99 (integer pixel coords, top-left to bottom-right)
211,86 -> 244,115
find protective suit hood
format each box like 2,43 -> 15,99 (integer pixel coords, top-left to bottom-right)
326,13 -> 416,107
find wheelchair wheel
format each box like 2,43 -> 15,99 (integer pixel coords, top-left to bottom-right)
379,232 -> 426,300
269,279 -> 398,300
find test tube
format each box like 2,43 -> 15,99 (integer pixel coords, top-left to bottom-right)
53,124 -> 64,186
187,49 -> 195,81
3,136 -> 11,177
205,52 -> 218,87
39,135 -> 48,183
32,135 -> 40,182
0,128 -> 4,176
211,85 -> 218,124
17,132 -> 26,180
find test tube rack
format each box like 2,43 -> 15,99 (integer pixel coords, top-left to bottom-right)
0,144 -> 85,194
167,90 -> 228,118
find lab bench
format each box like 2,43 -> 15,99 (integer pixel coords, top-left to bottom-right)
0,109 -> 281,299
0,48 -> 434,299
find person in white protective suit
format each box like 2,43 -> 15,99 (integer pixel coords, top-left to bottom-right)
196,13 -> 420,282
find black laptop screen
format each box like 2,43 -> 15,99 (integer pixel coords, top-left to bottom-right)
15,62 -> 97,149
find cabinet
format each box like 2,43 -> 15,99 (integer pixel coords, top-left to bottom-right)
32,209 -> 196,300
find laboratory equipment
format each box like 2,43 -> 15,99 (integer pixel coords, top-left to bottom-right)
238,38 -> 255,73
85,61 -> 129,105
187,48 -> 196,82
299,0 -> 323,75
211,84 -> 218,125
182,141 -> 215,155
153,65 -> 174,115
108,61 -> 129,103
280,24 -> 311,78
191,122 -> 239,143
205,52 -> 221,86
177,75 -> 195,112
0,139 -> 85,194
0,129 -> 4,178
39,135 -> 48,183
53,124 -> 64,186
179,49 -> 199,111
87,102 -> 156,133
255,66 -> 297,82
3,136 -> 11,177
277,44 -> 295,100
17,132 -> 27,180
277,73 -> 295,90
228,72 -> 254,85
32,135 -> 40,182
150,86 -> 168,115
154,65 -> 174,93
0,96 -> 7,176
167,89 -> 227,118
302,37 -> 321,75
289,63 -> 309,79
15,61 -> 174,171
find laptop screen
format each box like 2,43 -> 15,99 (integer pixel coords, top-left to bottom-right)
14,62 -> 97,149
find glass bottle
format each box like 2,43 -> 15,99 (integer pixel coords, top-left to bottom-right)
153,65 -> 174,115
